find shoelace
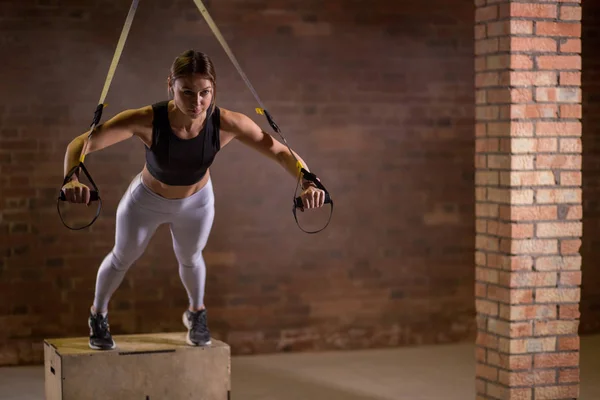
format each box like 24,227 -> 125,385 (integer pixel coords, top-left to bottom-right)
93,316 -> 111,339
191,311 -> 208,334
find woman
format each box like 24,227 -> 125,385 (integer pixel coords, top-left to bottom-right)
61,50 -> 326,350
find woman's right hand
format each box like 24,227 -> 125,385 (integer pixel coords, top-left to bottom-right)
61,180 -> 91,204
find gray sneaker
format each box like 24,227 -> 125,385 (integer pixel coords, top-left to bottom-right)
88,311 -> 116,350
182,309 -> 212,346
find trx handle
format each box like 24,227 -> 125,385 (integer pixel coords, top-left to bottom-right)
293,168 -> 334,234
258,108 -> 334,234
194,0 -> 334,233
56,0 -> 138,230
57,163 -> 103,231
294,169 -> 333,209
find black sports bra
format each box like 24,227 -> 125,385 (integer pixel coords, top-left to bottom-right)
145,101 -> 221,186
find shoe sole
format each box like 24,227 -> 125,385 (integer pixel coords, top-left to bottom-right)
182,312 -> 212,346
88,318 -> 117,350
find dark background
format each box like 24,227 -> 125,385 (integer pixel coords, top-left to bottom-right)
0,0 -> 596,366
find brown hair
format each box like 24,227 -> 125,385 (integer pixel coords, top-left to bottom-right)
168,50 -> 217,112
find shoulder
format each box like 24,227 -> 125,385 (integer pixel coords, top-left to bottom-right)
218,107 -> 257,133
110,104 -> 154,126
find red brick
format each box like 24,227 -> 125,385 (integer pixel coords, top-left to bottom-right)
475,25 -> 487,40
559,271 -> 582,286
487,89 -> 511,104
476,5 -> 498,22
475,138 -> 499,154
536,121 -> 582,136
476,299 -> 499,316
476,122 -> 487,137
510,37 -> 557,52
537,222 -> 582,237
534,352 -> 579,368
534,320 -> 579,335
560,6 -> 582,21
500,304 -> 557,321
558,336 -> 580,351
475,347 -> 486,363
507,171 -> 555,186
476,171 -> 499,186
499,370 -> 556,386
511,71 -> 557,86
560,71 -> 581,85
563,204 -> 582,219
511,138 -> 557,153
475,56 -> 486,72
537,55 -> 581,70
510,20 -> 534,35
536,255 -> 581,271
511,104 -> 558,119
476,283 -> 488,298
559,105 -> 582,119
559,304 -> 580,319
560,38 -> 581,53
536,288 -> 580,303
536,21 -> 581,37
476,332 -> 499,349
476,203 -> 499,218
536,189 -> 581,204
494,354 -> 533,370
560,172 -> 581,186
510,3 -> 557,19
476,105 -> 500,120
476,72 -> 500,87
476,38 -> 499,55
475,363 -> 498,381
508,272 -> 557,288
537,87 -> 582,103
558,368 -> 580,383
534,385 -> 579,400
560,239 -> 581,254
535,155 -> 580,170
510,88 -> 533,103
487,254 -> 533,271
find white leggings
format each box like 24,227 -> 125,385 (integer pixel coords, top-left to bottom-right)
93,173 -> 215,313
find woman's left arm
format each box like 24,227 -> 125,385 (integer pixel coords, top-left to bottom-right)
220,108 -> 325,208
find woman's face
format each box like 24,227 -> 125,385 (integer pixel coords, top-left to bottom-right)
170,74 -> 214,119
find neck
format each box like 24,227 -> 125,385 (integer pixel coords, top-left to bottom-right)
170,102 -> 206,132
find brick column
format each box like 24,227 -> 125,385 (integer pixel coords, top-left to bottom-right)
474,1 -> 582,399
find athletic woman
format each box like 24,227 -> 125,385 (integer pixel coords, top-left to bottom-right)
61,50 -> 326,350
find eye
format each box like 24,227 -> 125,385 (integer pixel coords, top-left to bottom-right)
183,90 -> 194,96
201,90 -> 210,96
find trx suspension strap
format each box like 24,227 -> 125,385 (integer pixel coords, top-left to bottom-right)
57,0 -> 140,230
192,0 -> 334,234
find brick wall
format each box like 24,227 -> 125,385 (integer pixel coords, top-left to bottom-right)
474,0 -> 583,398
0,0 -> 478,365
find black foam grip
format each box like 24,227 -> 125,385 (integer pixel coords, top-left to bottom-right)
59,190 -> 99,202
295,192 -> 331,208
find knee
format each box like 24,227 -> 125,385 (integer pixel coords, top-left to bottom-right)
176,250 -> 205,269
108,249 -> 139,272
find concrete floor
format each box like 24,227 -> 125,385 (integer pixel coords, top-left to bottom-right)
1,335 -> 599,400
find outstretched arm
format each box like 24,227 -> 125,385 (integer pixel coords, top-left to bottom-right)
220,108 -> 325,208
220,109 -> 311,185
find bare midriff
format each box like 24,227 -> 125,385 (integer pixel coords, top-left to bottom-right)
140,164 -> 210,199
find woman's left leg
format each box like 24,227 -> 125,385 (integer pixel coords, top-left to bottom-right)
169,179 -> 216,346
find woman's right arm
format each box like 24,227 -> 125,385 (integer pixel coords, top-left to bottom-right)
62,106 -> 151,203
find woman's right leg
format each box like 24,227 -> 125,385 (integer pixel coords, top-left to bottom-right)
89,175 -> 166,350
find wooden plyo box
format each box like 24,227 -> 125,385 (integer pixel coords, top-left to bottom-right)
44,332 -> 230,400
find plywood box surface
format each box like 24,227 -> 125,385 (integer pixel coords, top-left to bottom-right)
44,332 -> 230,400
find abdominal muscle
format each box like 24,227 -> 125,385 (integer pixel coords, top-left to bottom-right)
140,164 -> 211,199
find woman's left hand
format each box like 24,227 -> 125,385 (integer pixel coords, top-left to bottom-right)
299,185 -> 326,210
